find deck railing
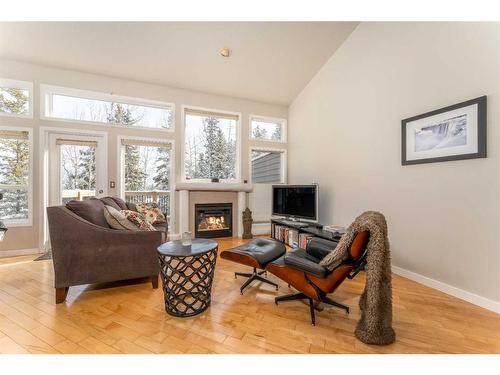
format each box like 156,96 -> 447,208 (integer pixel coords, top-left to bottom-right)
61,189 -> 95,204
125,191 -> 170,215
61,189 -> 170,215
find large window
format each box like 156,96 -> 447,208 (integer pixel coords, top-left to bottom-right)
250,115 -> 286,142
183,107 -> 239,181
0,128 -> 32,225
42,85 -> 174,130
251,149 -> 286,184
0,78 -> 33,118
120,138 -> 173,219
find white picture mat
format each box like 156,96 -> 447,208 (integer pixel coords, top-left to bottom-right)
406,103 -> 478,161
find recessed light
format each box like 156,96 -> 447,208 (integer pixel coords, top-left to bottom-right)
219,47 -> 231,58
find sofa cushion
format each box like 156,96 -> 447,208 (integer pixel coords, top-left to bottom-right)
110,196 -> 128,210
66,199 -> 110,228
103,205 -> 140,231
100,196 -> 122,211
121,210 -> 156,231
135,202 -> 167,225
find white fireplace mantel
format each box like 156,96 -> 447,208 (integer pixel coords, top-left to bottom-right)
175,182 -> 253,193
176,182 -> 253,238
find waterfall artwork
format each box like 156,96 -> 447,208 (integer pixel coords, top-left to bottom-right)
414,114 -> 467,152
402,96 -> 487,165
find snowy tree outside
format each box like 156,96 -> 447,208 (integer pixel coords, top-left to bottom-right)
0,87 -> 29,115
50,94 -> 173,129
124,144 -> 171,215
250,118 -> 283,142
60,144 -> 96,203
0,131 -> 30,221
184,113 -> 237,180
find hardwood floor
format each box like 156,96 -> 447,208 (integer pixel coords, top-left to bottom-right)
0,237 -> 499,354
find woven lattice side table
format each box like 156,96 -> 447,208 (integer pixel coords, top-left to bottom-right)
157,239 -> 218,317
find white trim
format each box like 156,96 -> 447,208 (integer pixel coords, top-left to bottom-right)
39,126 -> 109,249
248,145 -> 287,185
249,114 -> 287,143
0,78 -> 33,119
40,84 -> 175,133
392,265 -> 500,314
117,135 -> 176,234
0,248 -> 41,258
180,104 -> 242,183
252,222 -> 271,235
0,125 -> 34,227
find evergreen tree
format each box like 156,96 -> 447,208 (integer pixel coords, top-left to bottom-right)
106,103 -> 146,191
124,145 -> 146,191
271,125 -> 282,141
153,147 -> 171,190
198,117 -> 231,179
78,146 -> 96,190
0,137 -> 29,219
252,124 -> 268,139
0,88 -> 29,115
107,103 -> 138,126
196,152 -> 210,179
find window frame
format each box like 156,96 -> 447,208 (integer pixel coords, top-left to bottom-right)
0,78 -> 34,119
0,125 -> 34,227
117,135 -> 175,232
40,84 -> 175,132
249,114 -> 287,143
249,145 -> 287,185
181,105 -> 242,183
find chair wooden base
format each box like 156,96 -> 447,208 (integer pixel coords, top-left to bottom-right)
275,292 -> 349,325
235,268 -> 279,294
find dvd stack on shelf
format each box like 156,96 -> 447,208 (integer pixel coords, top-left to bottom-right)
272,224 -> 299,247
298,233 -> 313,249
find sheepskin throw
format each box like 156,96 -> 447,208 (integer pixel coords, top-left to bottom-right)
319,211 -> 396,345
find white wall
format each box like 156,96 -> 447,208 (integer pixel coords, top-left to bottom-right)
0,59 -> 287,253
288,23 -> 500,306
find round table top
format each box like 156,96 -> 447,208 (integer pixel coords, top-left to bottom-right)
157,239 -> 218,257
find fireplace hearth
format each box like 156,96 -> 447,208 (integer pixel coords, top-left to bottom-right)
195,203 -> 233,238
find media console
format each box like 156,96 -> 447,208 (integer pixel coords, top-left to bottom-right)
271,218 -> 342,249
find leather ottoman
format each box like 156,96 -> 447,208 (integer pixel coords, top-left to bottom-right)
220,238 -> 286,294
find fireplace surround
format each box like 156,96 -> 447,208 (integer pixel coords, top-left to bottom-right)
195,203 -> 233,238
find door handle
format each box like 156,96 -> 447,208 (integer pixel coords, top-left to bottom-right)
98,189 -> 104,194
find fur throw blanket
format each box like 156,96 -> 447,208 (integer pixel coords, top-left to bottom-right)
319,211 -> 396,345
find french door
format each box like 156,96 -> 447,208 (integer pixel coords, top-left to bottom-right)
48,133 -> 107,206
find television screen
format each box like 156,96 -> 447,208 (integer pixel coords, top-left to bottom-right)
272,185 -> 318,221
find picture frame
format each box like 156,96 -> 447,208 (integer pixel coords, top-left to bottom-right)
401,96 -> 487,165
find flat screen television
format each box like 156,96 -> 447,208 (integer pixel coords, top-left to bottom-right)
272,184 -> 318,222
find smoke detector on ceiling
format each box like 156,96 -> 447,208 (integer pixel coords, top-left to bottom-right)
219,47 -> 231,58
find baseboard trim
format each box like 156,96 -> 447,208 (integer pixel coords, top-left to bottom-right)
252,222 -> 270,235
0,248 -> 41,258
392,265 -> 500,314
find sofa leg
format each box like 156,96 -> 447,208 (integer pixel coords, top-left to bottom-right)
151,275 -> 159,289
55,287 -> 68,304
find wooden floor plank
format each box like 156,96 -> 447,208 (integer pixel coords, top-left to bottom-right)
0,238 -> 499,354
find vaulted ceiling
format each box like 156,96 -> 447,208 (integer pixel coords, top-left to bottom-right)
0,22 -> 357,105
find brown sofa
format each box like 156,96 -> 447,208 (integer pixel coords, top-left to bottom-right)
47,197 -> 164,303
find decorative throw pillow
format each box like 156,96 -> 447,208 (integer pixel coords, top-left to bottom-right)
103,205 -> 140,231
121,210 -> 156,231
135,202 -> 167,225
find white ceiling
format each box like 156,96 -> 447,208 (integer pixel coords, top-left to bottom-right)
0,22 -> 357,105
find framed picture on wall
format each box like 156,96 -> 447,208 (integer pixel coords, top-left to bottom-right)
402,96 -> 487,165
